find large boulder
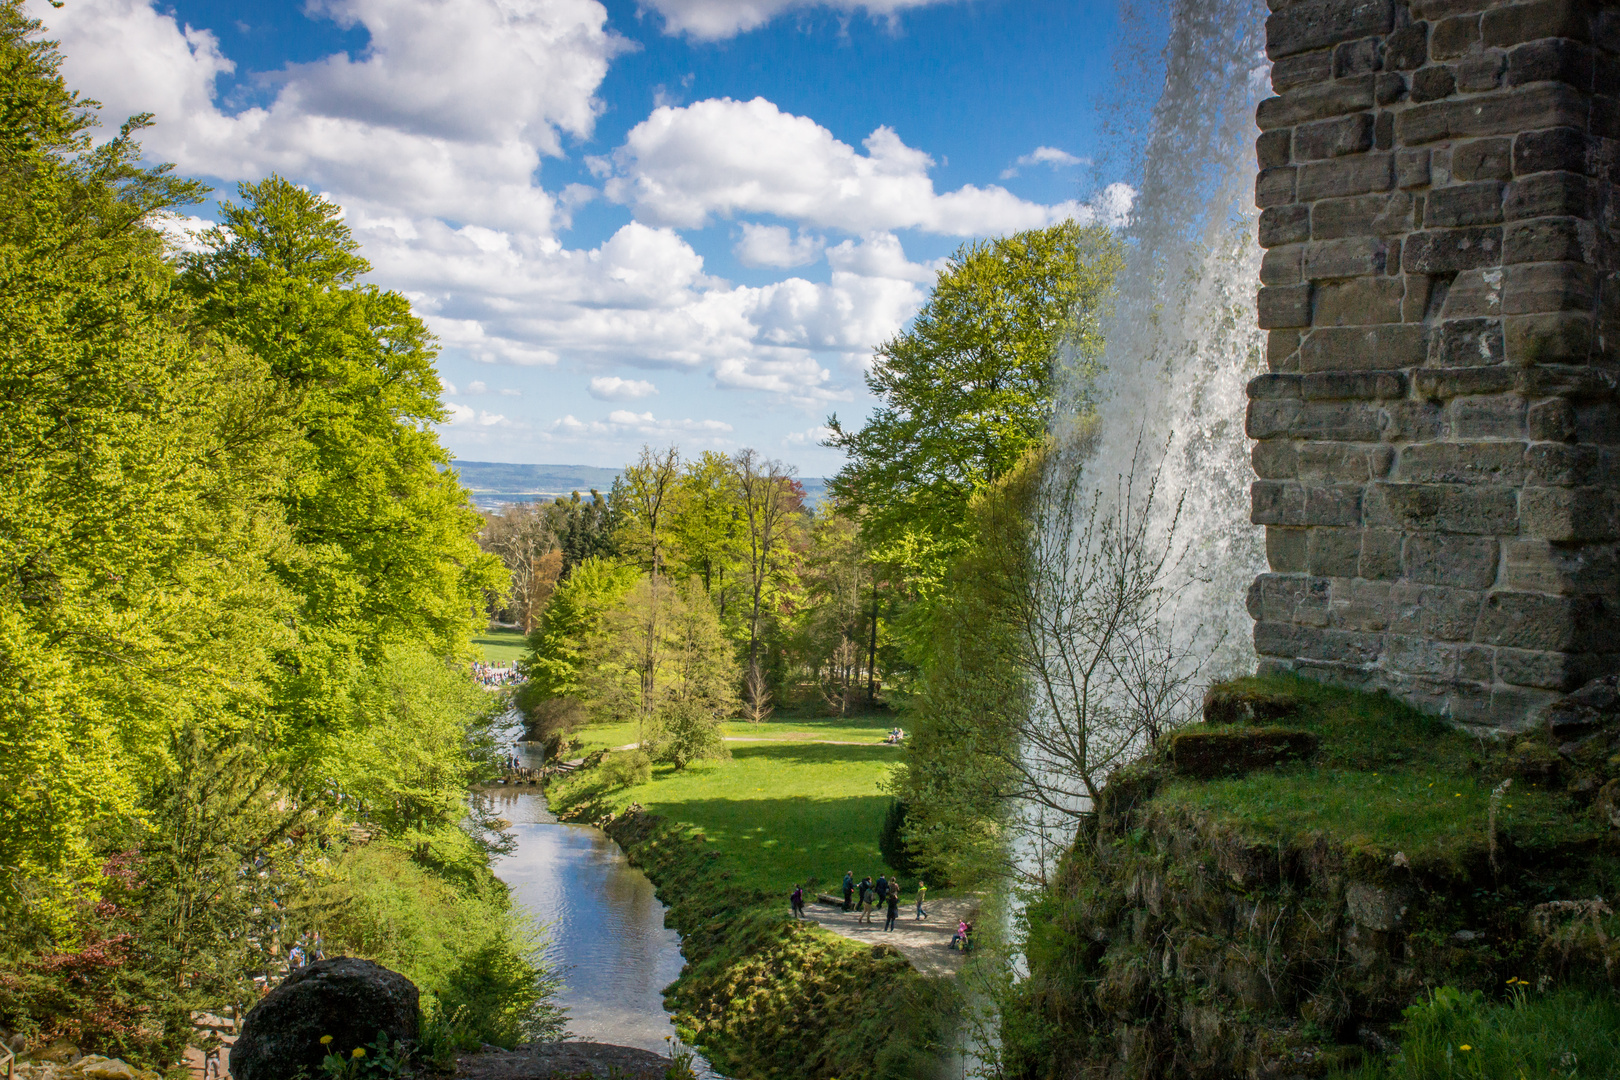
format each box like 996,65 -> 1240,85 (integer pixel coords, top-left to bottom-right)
229,959 -> 418,1080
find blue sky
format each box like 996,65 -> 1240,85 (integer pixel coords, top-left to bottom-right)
32,0 -> 1154,475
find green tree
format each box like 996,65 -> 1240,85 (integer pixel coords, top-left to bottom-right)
825,221 -> 1123,577
180,177 -> 504,734
733,450 -> 805,720
517,556 -> 640,703
668,450 -> 744,616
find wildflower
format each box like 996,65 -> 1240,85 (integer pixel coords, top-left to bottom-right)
352,1048 -> 366,1059
1460,1045 -> 1472,1052
321,1036 -> 334,1045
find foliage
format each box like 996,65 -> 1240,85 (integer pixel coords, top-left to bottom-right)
649,700 -> 730,771
1333,985 -> 1620,1080
319,1029 -> 409,1079
518,556 -> 639,704
876,800 -> 918,878
479,502 -> 564,632
601,749 -> 654,789
826,220 -> 1124,581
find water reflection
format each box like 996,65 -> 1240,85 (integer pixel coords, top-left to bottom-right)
484,742 -> 713,1073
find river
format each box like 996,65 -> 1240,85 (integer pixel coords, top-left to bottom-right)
482,738 -> 719,1076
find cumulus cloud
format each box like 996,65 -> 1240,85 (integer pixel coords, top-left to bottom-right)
1000,145 -> 1087,179
468,380 -> 488,394
734,223 -> 825,269
589,376 -> 659,401
604,97 -> 1090,236
640,0 -> 960,40
554,411 -> 734,439
784,424 -> 835,445
28,0 -> 628,233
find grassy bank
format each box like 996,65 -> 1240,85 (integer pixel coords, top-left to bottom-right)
472,626 -> 529,663
546,730 -> 952,1079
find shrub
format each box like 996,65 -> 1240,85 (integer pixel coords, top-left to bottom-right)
601,749 -> 653,789
877,800 -> 918,876
649,701 -> 729,771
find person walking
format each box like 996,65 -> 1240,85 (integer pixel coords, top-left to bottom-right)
790,884 -> 805,920
842,870 -> 854,912
858,876 -> 874,925
915,881 -> 928,921
884,879 -> 900,931
875,874 -> 888,907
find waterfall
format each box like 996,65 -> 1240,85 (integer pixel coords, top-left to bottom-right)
1011,0 -> 1273,890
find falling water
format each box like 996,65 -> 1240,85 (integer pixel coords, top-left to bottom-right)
1057,0 -> 1273,697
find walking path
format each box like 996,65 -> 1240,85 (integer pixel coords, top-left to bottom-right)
800,896 -> 980,978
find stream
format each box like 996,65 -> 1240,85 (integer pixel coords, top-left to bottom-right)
483,738 -> 719,1076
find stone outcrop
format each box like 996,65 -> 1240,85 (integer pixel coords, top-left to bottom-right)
1247,0 -> 1620,728
229,958 -> 419,1080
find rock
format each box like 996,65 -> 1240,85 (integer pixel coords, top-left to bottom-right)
1346,882 -> 1409,932
1542,675 -> 1620,742
75,1058 -> 141,1080
1203,683 -> 1301,725
1595,779 -> 1620,830
1507,741 -> 1563,785
229,958 -> 418,1080
1165,727 -> 1319,778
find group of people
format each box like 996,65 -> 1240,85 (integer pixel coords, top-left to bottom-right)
287,931 -> 326,970
882,727 -> 906,744
472,660 -> 520,687
839,871 -> 927,931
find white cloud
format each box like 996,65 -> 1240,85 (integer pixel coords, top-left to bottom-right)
499,388 -> 523,397
28,0 -> 628,233
604,97 -> 1090,236
468,380 -> 488,394
734,223 -> 825,268
553,410 -> 734,439
589,376 -> 660,401
784,424 -> 835,445
639,0 -> 960,40
445,402 -> 476,424
1000,145 -> 1087,179
439,376 -> 458,396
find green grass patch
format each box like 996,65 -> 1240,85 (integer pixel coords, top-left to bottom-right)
552,741 -> 905,897
1333,985 -> 1620,1079
471,626 -> 528,663
1151,674 -> 1604,872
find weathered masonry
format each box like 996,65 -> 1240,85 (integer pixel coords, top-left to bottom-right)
1246,0 -> 1620,727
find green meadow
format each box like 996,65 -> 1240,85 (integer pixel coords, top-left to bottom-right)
471,625 -> 529,664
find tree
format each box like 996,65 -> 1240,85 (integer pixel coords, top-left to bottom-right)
733,449 -> 803,721
614,445 -> 681,575
556,489 -> 615,573
825,221 -> 1124,578
517,556 -> 640,704
480,504 -> 563,632
180,177 -> 504,734
668,450 -> 744,616
796,511 -> 873,716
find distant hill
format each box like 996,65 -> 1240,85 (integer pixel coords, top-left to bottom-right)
448,460 -> 827,511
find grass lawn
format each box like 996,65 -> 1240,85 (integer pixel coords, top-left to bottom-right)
471,626 -> 527,663
552,740 -> 910,899
560,709 -> 902,755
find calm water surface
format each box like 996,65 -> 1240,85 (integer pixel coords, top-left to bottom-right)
484,740 -> 717,1075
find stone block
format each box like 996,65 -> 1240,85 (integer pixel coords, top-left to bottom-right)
1267,526 -> 1309,571
1294,400 -> 1382,442
1312,191 -> 1416,239
1496,648 -> 1603,691
1394,440 -> 1526,484
1381,400 -> 1447,442
1503,216 -> 1588,264
1525,442 -> 1599,485
1338,577 -> 1397,631
1474,591 -> 1598,652
1404,273 -> 1438,322
1520,486 -> 1620,542
1257,129 -> 1292,170
1309,526 -> 1365,576
1247,398 -> 1304,439
1297,152 -> 1395,200
1313,277 -> 1408,325
1248,372 -> 1303,400
1252,440 -> 1299,481
1504,311 -> 1593,364
1453,137 -> 1514,181
1384,635 -> 1463,679
1302,368 -> 1406,398
1298,625 -> 1386,665
1257,77 -> 1378,130
1396,147 -> 1433,188
1303,236 -> 1389,278
1366,482 -> 1520,534
1421,586 -> 1488,642
1431,14 -> 1483,61
1267,0 -> 1396,59
1506,37 -> 1595,88
1449,393 -> 1528,438
1261,243 -> 1304,285
1306,484 -> 1367,527
1396,84 -> 1589,144
1411,64 -> 1457,103
1300,324 -> 1427,371
1481,0 -> 1593,47
1514,128 -> 1590,177
1260,204 -> 1312,246
1361,528 -> 1405,579
1504,171 -> 1591,219
1456,51 -> 1507,93
1297,441 -> 1396,482
1386,23 -> 1429,70
1403,227 -> 1503,273
1259,284 -> 1315,328
1295,113 -> 1376,159
1503,261 -> 1598,315
1425,181 -> 1505,227
1441,268 -> 1506,318
1257,166 -> 1298,209
1272,49 -> 1335,94
1165,727 -> 1321,779
1402,533 -> 1501,587
1504,538 -> 1620,594
1252,480 -> 1308,526
1335,36 -> 1384,78
1431,317 -> 1507,365
1268,329 -> 1303,371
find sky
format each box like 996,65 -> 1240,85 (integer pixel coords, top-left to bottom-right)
28,0 -> 1154,475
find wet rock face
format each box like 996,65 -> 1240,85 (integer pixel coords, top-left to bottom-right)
229,959 -> 419,1080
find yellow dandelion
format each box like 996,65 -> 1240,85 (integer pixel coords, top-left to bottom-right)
320,1036 -> 334,1045
1460,1044 -> 1472,1052
352,1047 -> 366,1059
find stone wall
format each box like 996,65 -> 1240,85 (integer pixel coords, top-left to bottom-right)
1247,0 -> 1620,728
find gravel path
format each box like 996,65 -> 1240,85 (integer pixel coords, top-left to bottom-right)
799,896 -> 980,978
